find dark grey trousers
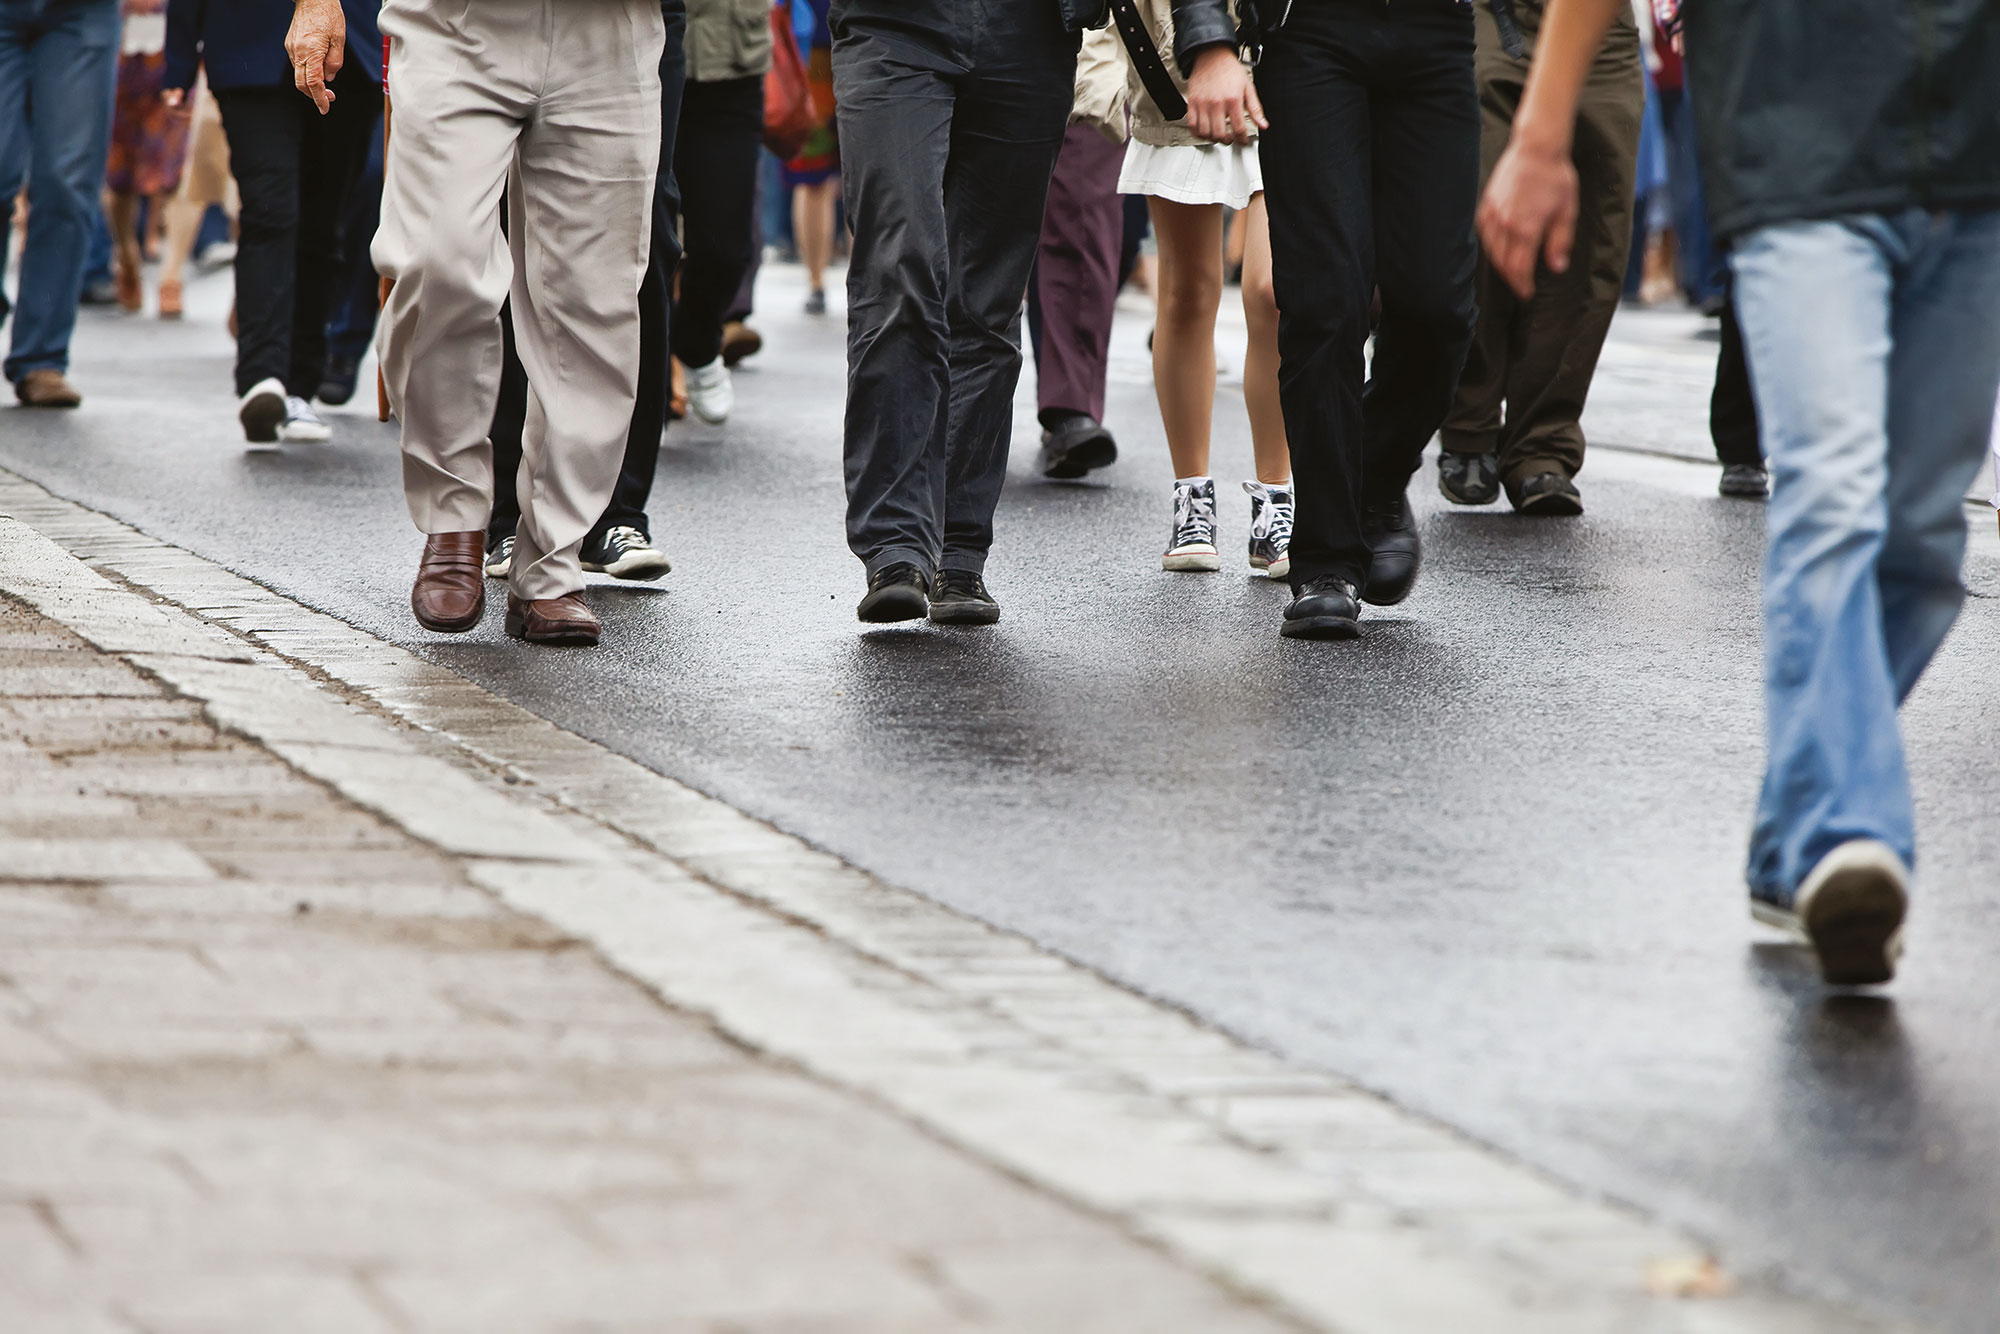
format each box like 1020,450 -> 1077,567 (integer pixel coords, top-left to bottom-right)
834,7 -> 1078,580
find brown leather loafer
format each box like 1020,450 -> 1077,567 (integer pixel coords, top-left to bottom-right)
15,369 -> 82,408
411,532 -> 487,633
504,592 -> 600,646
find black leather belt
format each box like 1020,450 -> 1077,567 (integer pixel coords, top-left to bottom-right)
1108,0 -> 1189,123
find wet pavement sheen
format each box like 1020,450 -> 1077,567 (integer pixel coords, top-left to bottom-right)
8,272 -> 1999,1330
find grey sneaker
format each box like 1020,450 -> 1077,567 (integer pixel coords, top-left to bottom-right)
1244,480 -> 1293,578
1751,839 -> 1908,986
277,395 -> 332,443
1163,479 -> 1221,572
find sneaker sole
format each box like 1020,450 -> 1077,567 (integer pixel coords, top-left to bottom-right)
239,391 -> 286,443
278,425 -> 333,444
1041,432 -> 1118,480
857,585 -> 929,624
591,553 -> 672,581
1753,864 -> 1907,988
689,402 -> 730,425
483,561 -> 511,580
929,601 -> 1001,626
1281,615 -> 1361,641
1250,556 -> 1292,579
1163,549 -> 1222,572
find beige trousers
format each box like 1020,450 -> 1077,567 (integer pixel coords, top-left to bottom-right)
373,0 -> 663,601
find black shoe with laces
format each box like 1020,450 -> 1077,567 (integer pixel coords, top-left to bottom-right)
1281,576 -> 1362,640
1718,463 -> 1770,500
1512,470 -> 1584,516
1361,492 -> 1421,606
857,562 -> 929,623
581,525 -> 671,580
1438,451 -> 1499,505
929,569 -> 1001,625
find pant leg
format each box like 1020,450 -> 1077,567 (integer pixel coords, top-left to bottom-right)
1493,7 -> 1641,483
836,23 -> 957,579
374,0 -> 534,536
504,0 -> 663,601
1876,210 -> 2000,700
1030,122 -> 1125,425
1732,217 -> 1904,898
290,58 -> 382,396
1710,274 -> 1761,467
593,0 -> 686,543
938,10 -> 1078,572
1257,4 -> 1377,590
487,299 -> 529,549
669,72 -> 762,371
1362,2 -> 1480,504
325,112 -> 385,367
216,87 -> 305,396
4,0 -> 119,383
1437,0 -> 1523,460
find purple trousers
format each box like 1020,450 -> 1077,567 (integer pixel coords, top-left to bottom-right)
1027,124 -> 1125,424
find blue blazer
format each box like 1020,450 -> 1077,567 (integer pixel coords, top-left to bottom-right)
165,0 -> 382,94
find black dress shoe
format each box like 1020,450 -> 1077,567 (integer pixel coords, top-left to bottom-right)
1038,413 -> 1118,480
929,569 -> 1000,625
1361,493 -> 1420,606
857,562 -> 930,623
1281,575 -> 1361,640
318,354 -> 360,407
1512,471 -> 1583,516
1438,451 -> 1499,506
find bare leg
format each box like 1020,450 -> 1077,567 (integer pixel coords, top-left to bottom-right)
794,178 -> 839,297
1238,195 -> 1291,484
158,194 -> 205,291
1147,196 -> 1223,479
106,190 -> 143,309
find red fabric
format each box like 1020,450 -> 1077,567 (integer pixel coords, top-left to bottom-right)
1651,20 -> 1682,90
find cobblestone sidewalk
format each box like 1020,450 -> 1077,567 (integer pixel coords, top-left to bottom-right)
0,593 -> 1288,1333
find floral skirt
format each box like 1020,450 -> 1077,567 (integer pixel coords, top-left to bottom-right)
105,51 -> 192,196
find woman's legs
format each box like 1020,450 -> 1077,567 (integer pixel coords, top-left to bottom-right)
1147,196 -> 1223,478
1239,194 -> 1291,484
794,177 -> 839,297
105,189 -> 142,310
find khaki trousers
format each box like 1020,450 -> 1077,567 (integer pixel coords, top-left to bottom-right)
1438,0 -> 1642,490
373,0 -> 663,601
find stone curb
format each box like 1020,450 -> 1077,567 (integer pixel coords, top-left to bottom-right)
0,471 -> 1898,1334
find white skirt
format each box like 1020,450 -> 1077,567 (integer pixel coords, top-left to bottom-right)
1118,139 -> 1263,211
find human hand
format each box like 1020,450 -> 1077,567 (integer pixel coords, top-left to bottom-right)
1477,137 -> 1579,299
287,0 -> 348,114
1183,46 -> 1264,146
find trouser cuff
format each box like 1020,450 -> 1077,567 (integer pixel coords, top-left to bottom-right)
863,547 -> 935,582
939,549 -> 988,576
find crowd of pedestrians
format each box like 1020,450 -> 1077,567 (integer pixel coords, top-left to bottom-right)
3,0 -> 1998,990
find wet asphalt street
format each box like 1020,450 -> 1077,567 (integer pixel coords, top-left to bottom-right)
8,264 -> 2000,1331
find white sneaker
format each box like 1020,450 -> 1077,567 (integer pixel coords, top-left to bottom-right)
237,377 -> 286,444
685,359 -> 733,425
1244,480 -> 1294,579
1751,839 -> 1908,986
484,535 -> 513,580
1162,478 -> 1221,572
277,395 -> 332,443
581,525 -> 671,581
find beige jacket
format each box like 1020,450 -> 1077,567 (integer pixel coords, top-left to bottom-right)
1072,0 -> 1252,149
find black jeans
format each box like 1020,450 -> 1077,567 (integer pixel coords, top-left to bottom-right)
489,0 -> 685,549
834,6 -> 1078,578
671,73 -> 763,370
1710,275 -> 1762,467
1258,0 -> 1480,590
213,60 -> 381,398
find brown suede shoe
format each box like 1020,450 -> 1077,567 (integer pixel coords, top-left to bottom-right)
15,369 -> 82,408
411,532 -> 487,633
504,592 -> 600,646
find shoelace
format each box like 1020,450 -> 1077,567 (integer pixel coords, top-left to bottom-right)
936,569 -> 987,599
1245,482 -> 1293,547
1171,484 -> 1217,549
602,525 -> 649,556
284,395 -> 318,420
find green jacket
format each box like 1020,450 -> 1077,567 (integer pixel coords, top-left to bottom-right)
687,0 -> 772,83
1684,0 -> 2000,240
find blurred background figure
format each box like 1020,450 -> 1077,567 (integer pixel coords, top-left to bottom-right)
103,0 -> 190,315
164,0 -> 382,445
673,0 -> 772,426
785,0 -> 838,315
154,81 -> 236,320
0,0 -> 122,407
317,109 -> 381,405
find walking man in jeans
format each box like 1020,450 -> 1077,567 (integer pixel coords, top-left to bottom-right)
1256,0 -> 1481,639
1481,0 -> 2000,984
0,0 -> 121,408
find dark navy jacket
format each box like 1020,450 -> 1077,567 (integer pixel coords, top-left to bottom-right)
165,0 -> 383,93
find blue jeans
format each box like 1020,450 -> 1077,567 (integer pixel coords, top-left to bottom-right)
0,0 -> 120,383
1731,209 -> 2000,901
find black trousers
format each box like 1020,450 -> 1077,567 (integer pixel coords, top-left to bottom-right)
1710,275 -> 1761,467
835,9 -> 1078,579
671,73 -> 763,370
489,0 -> 686,549
214,59 -> 381,398
1258,0 -> 1480,589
